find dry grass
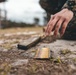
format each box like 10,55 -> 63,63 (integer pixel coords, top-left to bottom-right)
0,27 -> 43,34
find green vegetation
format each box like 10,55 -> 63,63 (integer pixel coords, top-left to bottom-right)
0,63 -> 11,75
60,49 -> 71,55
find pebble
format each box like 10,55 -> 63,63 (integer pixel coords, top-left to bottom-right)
11,59 -> 28,67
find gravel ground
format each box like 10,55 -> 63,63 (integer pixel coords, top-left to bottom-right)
0,28 -> 76,75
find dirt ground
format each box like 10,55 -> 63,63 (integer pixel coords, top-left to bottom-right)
0,27 -> 76,75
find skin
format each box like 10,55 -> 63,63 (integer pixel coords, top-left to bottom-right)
45,8 -> 74,37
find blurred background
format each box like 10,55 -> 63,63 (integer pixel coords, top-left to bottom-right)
0,0 -> 47,28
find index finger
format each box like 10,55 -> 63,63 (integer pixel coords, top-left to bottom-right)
45,15 -> 54,35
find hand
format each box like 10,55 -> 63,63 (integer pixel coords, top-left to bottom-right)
45,9 -> 74,36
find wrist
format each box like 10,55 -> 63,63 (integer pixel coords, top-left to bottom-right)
67,9 -> 74,18
62,8 -> 74,16
62,8 -> 74,17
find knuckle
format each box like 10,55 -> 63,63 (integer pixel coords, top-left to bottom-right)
58,15 -> 63,19
57,15 -> 60,18
55,14 -> 60,18
62,25 -> 66,29
64,18 -> 67,21
57,21 -> 61,25
51,22 -> 54,26
56,24 -> 59,28
61,17 -> 64,20
60,16 -> 65,20
49,24 -> 51,27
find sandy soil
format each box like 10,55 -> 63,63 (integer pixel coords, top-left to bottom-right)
0,27 -> 76,75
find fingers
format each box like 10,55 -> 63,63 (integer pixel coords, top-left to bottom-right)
46,16 -> 59,35
60,21 -> 69,36
54,19 -> 63,36
45,9 -> 73,37
45,16 -> 53,35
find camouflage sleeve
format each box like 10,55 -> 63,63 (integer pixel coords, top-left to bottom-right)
39,0 -> 59,14
62,0 -> 76,34
62,0 -> 76,16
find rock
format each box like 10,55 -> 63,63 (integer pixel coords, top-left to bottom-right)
69,64 -> 76,70
11,59 -> 28,67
